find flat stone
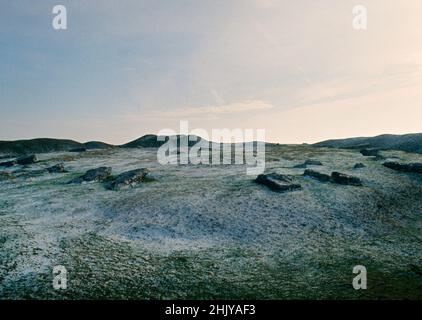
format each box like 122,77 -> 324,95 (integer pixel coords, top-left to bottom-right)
255,173 -> 302,192
383,161 -> 422,173
331,172 -> 362,186
303,169 -> 331,182
293,159 -> 323,168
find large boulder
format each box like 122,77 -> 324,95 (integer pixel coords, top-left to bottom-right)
106,168 -> 149,190
68,167 -> 112,184
303,169 -> 331,182
383,162 -> 422,173
255,173 -> 302,192
331,172 -> 362,186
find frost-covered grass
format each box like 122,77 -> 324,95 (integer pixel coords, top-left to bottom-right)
0,146 -> 421,299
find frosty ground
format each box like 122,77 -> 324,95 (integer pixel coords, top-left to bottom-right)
0,145 -> 421,299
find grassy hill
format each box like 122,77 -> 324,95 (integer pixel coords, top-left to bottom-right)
313,133 -> 422,154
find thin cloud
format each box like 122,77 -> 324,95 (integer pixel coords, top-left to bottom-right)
143,100 -> 275,119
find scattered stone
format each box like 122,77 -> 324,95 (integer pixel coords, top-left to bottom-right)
106,168 -> 149,190
360,149 -> 379,157
293,159 -> 323,168
303,169 -> 331,182
69,147 -> 87,153
383,161 -> 422,174
353,163 -> 366,169
305,159 -> 323,166
68,167 -> 112,184
46,163 -> 67,173
255,173 -> 302,192
331,172 -> 362,186
16,155 -> 38,165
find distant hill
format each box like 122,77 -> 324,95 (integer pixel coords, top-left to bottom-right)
119,134 -> 165,148
0,134 -> 208,156
84,141 -> 114,150
119,134 -> 207,148
313,133 -> 422,154
2,133 -> 421,156
0,138 -> 84,155
0,138 -> 114,155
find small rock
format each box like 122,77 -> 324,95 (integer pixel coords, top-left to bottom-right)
68,167 -> 112,184
46,163 -> 67,173
360,149 -> 379,157
305,159 -> 323,166
255,173 -> 302,192
331,172 -> 362,186
293,159 -> 323,168
17,155 -> 38,165
303,169 -> 331,182
353,163 -> 366,169
106,168 -> 149,190
383,162 -> 422,173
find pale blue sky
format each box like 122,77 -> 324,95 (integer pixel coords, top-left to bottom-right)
1,0 -> 422,143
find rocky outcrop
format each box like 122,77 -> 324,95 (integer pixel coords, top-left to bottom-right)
255,173 -> 302,192
106,169 -> 149,190
68,167 -> 112,184
383,162 -> 422,173
303,169 -> 330,182
331,172 -> 362,186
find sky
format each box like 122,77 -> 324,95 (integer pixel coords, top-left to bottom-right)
1,0 -> 422,144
